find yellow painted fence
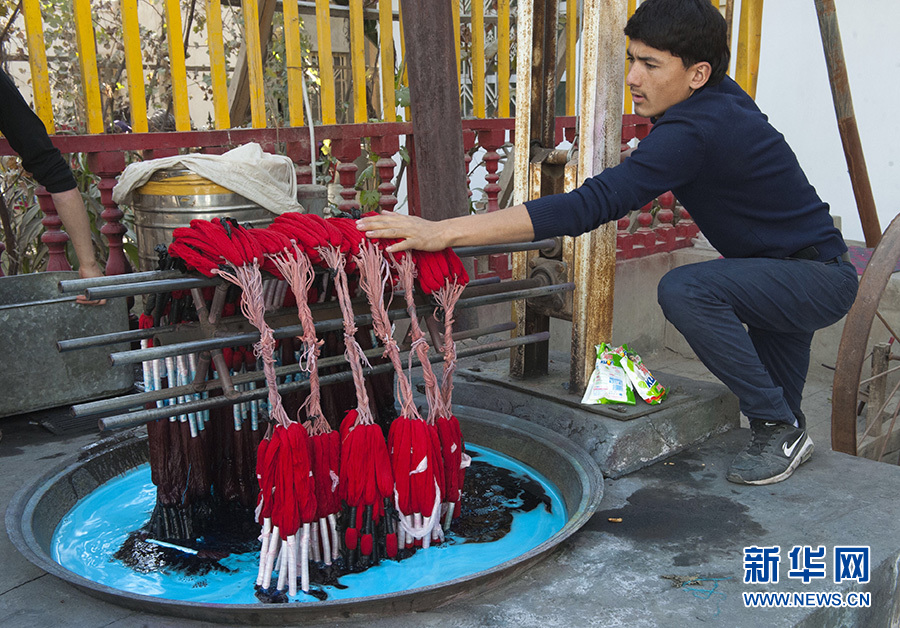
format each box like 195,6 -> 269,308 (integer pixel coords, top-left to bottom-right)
18,0 -> 762,134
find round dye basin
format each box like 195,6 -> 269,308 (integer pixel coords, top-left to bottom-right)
7,406 -> 603,624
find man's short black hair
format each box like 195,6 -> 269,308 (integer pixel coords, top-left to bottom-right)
624,0 -> 730,86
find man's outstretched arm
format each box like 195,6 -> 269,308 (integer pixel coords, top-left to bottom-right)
356,204 -> 535,253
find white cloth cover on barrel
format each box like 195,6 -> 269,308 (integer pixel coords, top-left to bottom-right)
112,143 -> 304,215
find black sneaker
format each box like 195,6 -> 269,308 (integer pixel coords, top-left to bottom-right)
726,420 -> 814,485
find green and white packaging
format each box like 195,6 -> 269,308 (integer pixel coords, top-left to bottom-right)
581,343 -> 636,405
614,344 -> 667,404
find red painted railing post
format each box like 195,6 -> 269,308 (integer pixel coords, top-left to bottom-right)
369,134 -> 399,213
286,139 -> 314,185
655,191 -> 676,252
634,201 -> 658,255
616,215 -> 637,259
473,127 -> 511,278
88,151 -> 129,276
37,185 -> 72,271
478,127 -> 505,213
331,138 -> 361,214
675,206 -> 700,245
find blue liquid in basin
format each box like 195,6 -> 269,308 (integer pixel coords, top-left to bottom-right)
51,445 -> 566,604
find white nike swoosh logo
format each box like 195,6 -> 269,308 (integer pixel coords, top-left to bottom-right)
783,435 -> 803,457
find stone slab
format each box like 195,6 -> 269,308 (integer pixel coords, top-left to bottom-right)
450,357 -> 739,478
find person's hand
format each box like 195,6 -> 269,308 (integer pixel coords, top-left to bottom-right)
75,263 -> 107,306
356,211 -> 448,253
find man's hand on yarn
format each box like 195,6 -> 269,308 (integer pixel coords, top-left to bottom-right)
357,211 -> 448,253
357,205 -> 535,254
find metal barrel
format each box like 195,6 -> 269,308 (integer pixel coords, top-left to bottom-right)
131,168 -> 274,271
296,184 -> 329,217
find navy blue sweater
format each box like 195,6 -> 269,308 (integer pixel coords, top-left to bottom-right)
525,76 -> 847,263
0,69 -> 77,193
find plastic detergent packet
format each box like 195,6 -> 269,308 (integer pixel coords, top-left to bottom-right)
581,343 -> 636,405
614,344 -> 667,404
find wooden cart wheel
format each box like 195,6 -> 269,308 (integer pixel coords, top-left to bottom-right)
832,213 -> 900,457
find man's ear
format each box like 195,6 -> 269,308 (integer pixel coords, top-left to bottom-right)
690,62 -> 712,90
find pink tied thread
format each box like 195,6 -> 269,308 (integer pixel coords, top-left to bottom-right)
319,245 -> 375,426
355,241 -> 419,420
394,254 -> 443,422
433,279 -> 466,414
269,242 -> 331,435
216,260 -> 291,428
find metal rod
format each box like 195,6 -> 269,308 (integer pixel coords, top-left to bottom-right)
85,276 -> 221,300
58,270 -> 187,293
454,239 -> 556,257
75,345 -> 383,417
78,320 -> 515,417
0,295 -> 78,312
456,282 -> 574,312
69,245 -> 539,300
109,325 -> 303,366
460,277 -> 540,299
98,331 -> 551,430
58,325 -> 175,352
60,278 -> 500,354
107,282 -> 574,366
452,321 -> 516,342
464,276 -> 502,288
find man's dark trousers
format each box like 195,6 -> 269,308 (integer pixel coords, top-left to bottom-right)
657,257 -> 859,424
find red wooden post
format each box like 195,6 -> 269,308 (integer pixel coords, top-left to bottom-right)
634,201 -> 658,255
474,127 -> 510,278
37,185 -> 72,271
478,127 -> 505,213
616,215 -> 637,259
370,134 -> 399,213
88,151 -> 129,276
675,205 -> 700,245
655,191 -> 676,252
331,138 -> 361,214
286,139 -> 314,185
655,207 -> 676,252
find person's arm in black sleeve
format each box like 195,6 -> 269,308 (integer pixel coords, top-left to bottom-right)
0,70 -> 105,302
0,70 -> 77,192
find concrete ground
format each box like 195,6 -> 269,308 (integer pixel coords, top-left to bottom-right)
2,243 -> 894,627
4,351 -> 900,628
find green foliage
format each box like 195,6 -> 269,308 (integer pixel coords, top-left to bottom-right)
0,159 -> 45,275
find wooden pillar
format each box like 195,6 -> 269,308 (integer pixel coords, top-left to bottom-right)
570,0 -> 627,392
814,0 -> 881,248
397,0 -> 468,222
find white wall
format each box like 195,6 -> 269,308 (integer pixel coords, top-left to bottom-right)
754,0 -> 900,244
